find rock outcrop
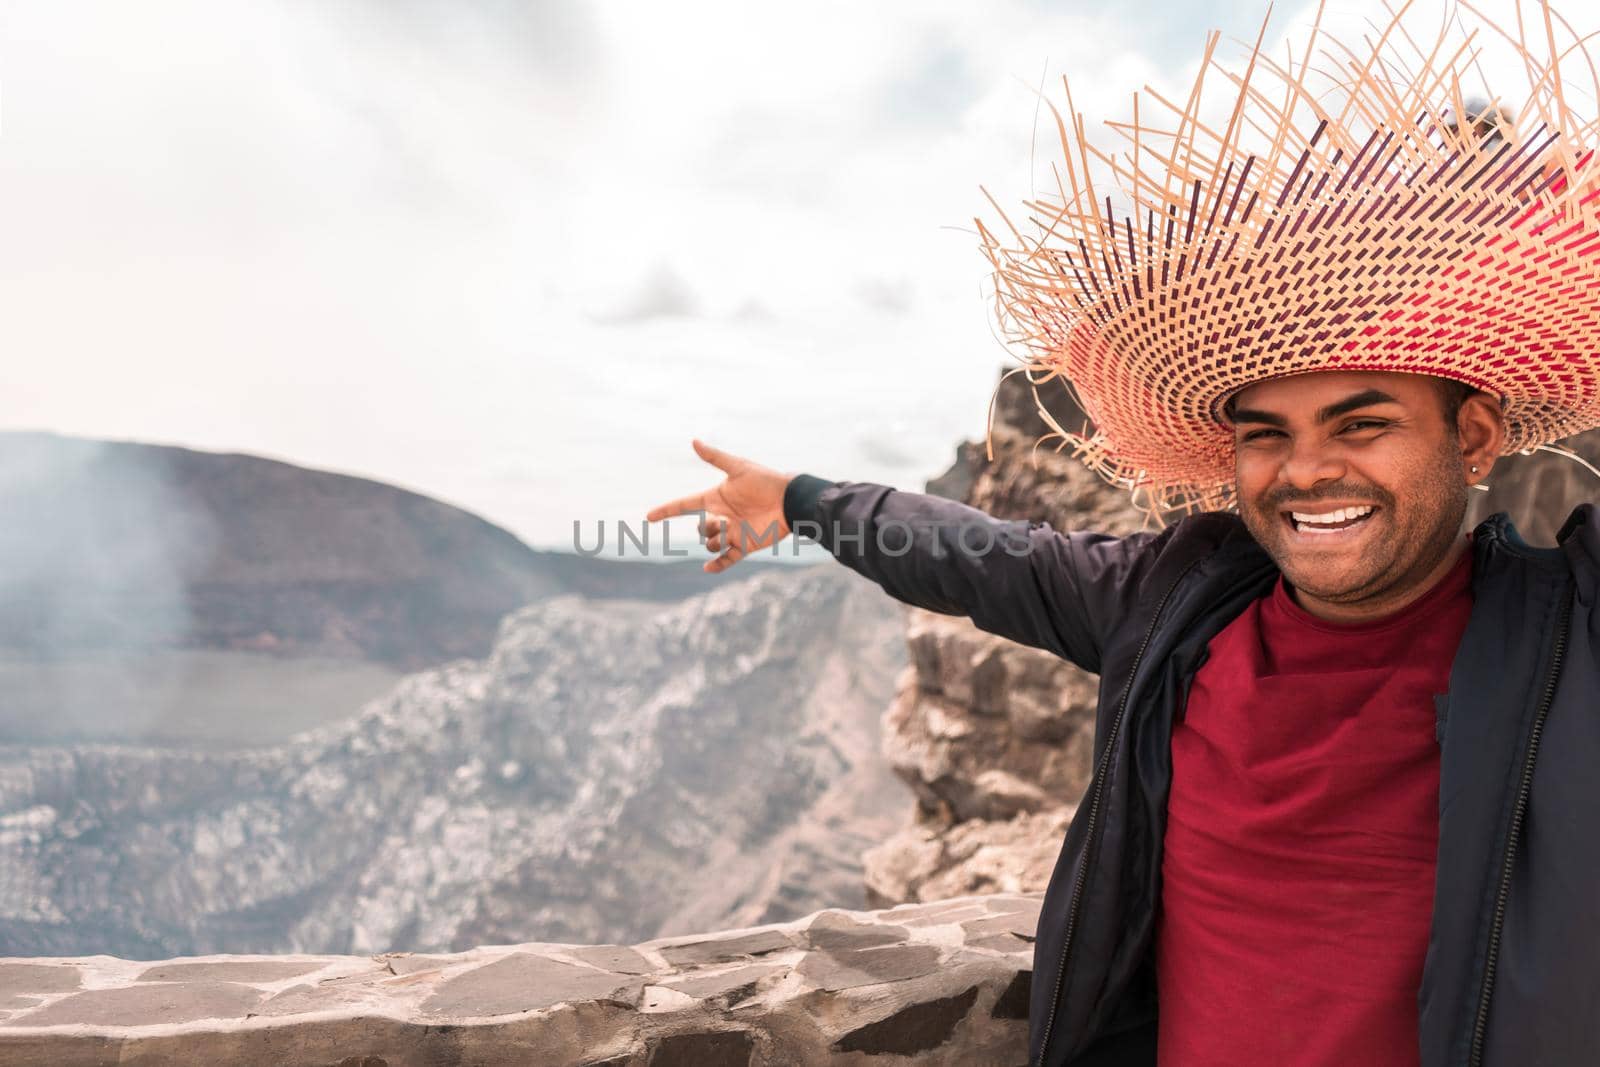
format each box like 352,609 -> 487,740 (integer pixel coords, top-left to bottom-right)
0,892 -> 1040,1067
862,371 -> 1150,905
1467,428 -> 1600,545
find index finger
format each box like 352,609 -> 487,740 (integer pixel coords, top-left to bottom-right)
646,491 -> 710,523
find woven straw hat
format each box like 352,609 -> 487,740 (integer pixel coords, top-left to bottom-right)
977,0 -> 1600,517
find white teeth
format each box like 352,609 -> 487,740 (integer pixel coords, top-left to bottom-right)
1290,504 -> 1375,527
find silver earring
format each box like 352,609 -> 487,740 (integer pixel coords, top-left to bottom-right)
1470,465 -> 1479,474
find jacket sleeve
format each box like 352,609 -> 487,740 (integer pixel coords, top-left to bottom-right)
782,473 -> 1164,675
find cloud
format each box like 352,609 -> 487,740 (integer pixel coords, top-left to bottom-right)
588,263 -> 702,325
692,106 -> 848,209
857,276 -> 915,316
879,44 -> 979,130
729,299 -> 777,324
856,431 -> 919,469
8,0 -> 1457,551
347,0 -> 604,96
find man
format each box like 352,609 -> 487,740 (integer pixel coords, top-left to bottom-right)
647,4 -> 1600,1065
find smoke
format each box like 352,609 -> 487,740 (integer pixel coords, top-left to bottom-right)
0,431 -> 219,741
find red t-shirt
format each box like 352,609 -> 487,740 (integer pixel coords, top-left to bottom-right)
1156,544 -> 1475,1066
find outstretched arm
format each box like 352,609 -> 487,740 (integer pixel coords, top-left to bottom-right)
781,474 -> 1161,675
645,439 -> 1163,676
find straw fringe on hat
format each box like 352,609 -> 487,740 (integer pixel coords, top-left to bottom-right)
976,0 -> 1600,520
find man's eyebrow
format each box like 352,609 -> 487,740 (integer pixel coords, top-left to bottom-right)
1314,388 -> 1400,422
1229,406 -> 1286,427
1228,388 -> 1401,428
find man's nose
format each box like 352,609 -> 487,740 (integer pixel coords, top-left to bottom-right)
1278,438 -> 1345,491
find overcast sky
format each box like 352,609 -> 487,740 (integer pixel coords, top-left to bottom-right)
2,0 -> 1577,553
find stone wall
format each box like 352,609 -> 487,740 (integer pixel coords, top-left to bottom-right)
0,892 -> 1039,1067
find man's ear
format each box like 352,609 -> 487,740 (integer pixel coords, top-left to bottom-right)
1457,392 -> 1506,483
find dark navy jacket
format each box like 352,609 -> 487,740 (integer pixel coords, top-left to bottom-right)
782,473 -> 1598,1067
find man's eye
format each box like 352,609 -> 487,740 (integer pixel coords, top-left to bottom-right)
1342,419 -> 1387,432
1240,428 -> 1282,441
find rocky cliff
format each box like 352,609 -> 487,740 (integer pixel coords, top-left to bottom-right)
0,564 -> 908,959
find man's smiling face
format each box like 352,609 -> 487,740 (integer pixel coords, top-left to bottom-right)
1227,369 -> 1498,615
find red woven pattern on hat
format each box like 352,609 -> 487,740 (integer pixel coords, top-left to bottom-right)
976,0 -> 1600,518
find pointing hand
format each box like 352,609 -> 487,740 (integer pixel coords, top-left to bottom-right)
646,439 -> 796,573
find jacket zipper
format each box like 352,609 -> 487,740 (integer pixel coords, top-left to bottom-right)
1466,579 -> 1573,1067
1036,560 -> 1201,1065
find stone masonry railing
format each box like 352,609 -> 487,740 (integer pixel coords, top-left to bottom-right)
0,891 -> 1039,1066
